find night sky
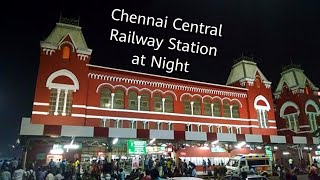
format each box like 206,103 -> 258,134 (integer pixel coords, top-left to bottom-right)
1,0 -> 320,157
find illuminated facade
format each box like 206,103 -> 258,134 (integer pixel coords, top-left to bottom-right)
19,20 -> 319,165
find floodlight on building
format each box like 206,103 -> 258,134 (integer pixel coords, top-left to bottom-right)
283,152 -> 290,155
212,140 -> 219,145
50,149 -> 64,155
112,138 -> 118,145
63,144 -> 79,149
236,141 -> 246,149
200,146 -> 210,150
149,138 -> 156,145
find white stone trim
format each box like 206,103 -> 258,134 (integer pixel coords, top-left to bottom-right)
71,114 -> 86,118
279,101 -> 300,118
33,102 -> 49,106
88,72 -> 248,98
77,54 -> 89,61
42,48 -> 55,56
46,69 -> 79,92
57,34 -> 76,52
87,64 -> 248,90
96,83 -> 178,101
253,95 -> 271,111
85,106 -> 257,121
300,125 -> 310,128
32,111 -> 49,115
72,105 -> 87,108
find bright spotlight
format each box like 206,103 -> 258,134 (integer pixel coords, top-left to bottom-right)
212,140 -> 219,145
112,138 -> 118,145
63,144 -> 79,149
50,149 -> 64,154
149,138 -> 156,144
236,142 -> 246,149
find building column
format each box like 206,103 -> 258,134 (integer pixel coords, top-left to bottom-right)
54,89 -> 61,115
137,96 -> 141,111
62,89 -> 68,116
111,93 -> 115,109
190,101 -> 194,115
258,109 -> 262,127
211,103 -> 214,117
261,109 -> 266,127
230,105 -> 233,118
103,118 -> 107,127
162,98 -> 166,113
293,115 -> 298,131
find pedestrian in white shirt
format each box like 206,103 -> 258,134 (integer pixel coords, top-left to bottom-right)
12,165 -> 25,180
45,171 -> 55,180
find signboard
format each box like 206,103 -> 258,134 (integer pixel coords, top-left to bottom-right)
315,151 -> 320,155
36,153 -> 46,160
127,140 -> 147,155
211,146 -> 226,152
265,146 -> 273,161
53,144 -> 63,150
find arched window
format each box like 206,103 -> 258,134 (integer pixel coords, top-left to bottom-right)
140,93 -> 150,111
305,100 -> 319,131
203,98 -> 211,116
47,69 -> 78,116
193,98 -> 201,115
254,95 -> 271,128
232,104 -> 240,118
62,46 -> 70,60
165,95 -> 174,113
113,89 -> 124,109
154,94 -> 162,112
100,87 -> 111,108
182,97 -> 192,114
128,91 -> 138,110
280,101 -> 300,131
223,100 -> 231,117
213,100 -> 221,116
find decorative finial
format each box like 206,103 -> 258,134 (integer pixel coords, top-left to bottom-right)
59,14 -> 80,26
282,58 -> 301,71
233,55 -> 254,64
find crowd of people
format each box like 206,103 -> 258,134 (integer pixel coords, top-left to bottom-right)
275,158 -> 320,180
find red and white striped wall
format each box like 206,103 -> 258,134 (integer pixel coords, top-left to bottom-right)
20,117 -> 319,145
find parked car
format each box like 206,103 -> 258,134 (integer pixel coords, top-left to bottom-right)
221,174 -> 269,180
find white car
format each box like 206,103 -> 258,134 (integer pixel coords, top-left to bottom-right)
166,177 -> 204,180
221,175 -> 269,180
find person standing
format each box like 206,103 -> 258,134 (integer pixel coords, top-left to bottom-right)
288,157 -> 294,169
12,165 -> 25,180
1,167 -> 11,180
202,159 -> 207,174
207,159 -> 211,168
